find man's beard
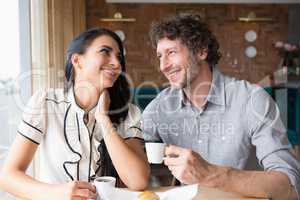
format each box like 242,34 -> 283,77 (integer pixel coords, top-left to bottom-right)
174,54 -> 201,89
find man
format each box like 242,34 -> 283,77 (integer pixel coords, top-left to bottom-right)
141,14 -> 300,200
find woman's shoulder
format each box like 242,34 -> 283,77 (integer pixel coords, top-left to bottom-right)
30,88 -> 69,105
127,103 -> 141,117
44,88 -> 70,105
121,103 -> 141,125
25,88 -> 70,112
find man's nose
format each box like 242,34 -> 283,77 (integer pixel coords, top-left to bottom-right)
160,56 -> 170,72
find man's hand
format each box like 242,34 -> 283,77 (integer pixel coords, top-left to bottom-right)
164,145 -> 218,185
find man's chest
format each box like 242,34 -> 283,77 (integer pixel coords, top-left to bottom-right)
157,110 -> 252,168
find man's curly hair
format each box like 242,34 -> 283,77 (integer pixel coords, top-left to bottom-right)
149,14 -> 221,68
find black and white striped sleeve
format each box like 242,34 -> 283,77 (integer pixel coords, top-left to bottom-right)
17,89 -> 47,145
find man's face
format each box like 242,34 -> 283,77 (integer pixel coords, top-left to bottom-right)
156,38 -> 200,89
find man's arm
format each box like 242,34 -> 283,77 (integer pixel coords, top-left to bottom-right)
214,165 -> 297,200
244,87 -> 300,199
164,145 -> 298,200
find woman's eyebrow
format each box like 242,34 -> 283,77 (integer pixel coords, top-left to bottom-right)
99,45 -> 113,51
98,45 -> 121,56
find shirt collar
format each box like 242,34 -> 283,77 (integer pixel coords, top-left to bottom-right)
178,66 -> 225,108
67,86 -> 97,118
206,67 -> 225,106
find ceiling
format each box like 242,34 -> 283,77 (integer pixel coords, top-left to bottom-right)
106,0 -> 300,3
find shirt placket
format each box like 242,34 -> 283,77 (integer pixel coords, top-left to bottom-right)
196,113 -> 209,160
77,112 -> 92,181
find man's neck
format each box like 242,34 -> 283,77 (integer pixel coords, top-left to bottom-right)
183,65 -> 212,109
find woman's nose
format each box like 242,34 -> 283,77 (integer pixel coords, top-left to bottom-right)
109,55 -> 121,68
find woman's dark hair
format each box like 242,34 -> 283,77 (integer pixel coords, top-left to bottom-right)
65,27 -> 130,125
149,14 -> 221,68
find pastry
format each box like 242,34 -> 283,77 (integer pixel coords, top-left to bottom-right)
138,191 -> 160,200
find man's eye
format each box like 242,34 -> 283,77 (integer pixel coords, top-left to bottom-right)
169,50 -> 176,55
157,54 -> 162,59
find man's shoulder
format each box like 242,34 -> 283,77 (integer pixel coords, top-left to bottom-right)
224,75 -> 264,96
157,86 -> 180,97
143,87 -> 180,112
222,73 -> 269,105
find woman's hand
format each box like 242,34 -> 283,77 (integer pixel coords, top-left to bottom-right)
95,89 -> 111,121
95,89 -> 115,138
52,181 -> 97,200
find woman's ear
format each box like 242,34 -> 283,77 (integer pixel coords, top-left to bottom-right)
71,53 -> 82,71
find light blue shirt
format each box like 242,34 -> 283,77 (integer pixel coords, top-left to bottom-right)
141,68 -> 300,198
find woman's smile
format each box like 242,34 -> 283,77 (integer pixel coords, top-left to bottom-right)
102,68 -> 119,79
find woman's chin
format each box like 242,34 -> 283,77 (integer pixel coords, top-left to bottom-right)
97,77 -> 117,90
101,81 -> 115,89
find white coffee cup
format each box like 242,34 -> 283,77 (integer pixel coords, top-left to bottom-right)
145,142 -> 166,164
94,176 -> 116,200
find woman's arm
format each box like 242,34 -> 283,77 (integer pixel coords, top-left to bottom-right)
97,115 -> 150,191
95,90 -> 150,190
0,134 -> 96,200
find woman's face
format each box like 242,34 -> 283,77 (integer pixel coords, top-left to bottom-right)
74,35 -> 122,92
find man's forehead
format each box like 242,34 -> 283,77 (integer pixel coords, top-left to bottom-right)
156,38 -> 183,52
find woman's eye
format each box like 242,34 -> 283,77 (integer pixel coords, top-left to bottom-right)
117,54 -> 122,61
99,48 -> 110,54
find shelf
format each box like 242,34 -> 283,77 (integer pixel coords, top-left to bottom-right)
99,12 -> 136,22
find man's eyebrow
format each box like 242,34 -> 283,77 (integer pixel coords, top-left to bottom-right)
164,46 -> 178,51
168,46 -> 178,50
157,46 -> 178,54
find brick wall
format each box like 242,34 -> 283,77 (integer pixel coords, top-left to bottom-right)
86,0 -> 288,87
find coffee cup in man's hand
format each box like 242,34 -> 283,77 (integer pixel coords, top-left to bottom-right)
145,142 -> 166,164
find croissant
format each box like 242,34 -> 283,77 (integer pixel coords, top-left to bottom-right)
138,191 -> 160,200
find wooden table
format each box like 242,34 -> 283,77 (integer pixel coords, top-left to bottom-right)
16,185 -> 269,200
150,186 -> 269,200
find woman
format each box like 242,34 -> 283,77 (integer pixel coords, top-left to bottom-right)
0,28 -> 150,199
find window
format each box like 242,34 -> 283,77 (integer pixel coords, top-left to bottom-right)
0,0 -> 31,199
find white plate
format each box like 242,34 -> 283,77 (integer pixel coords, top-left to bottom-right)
245,30 -> 257,42
108,184 -> 198,200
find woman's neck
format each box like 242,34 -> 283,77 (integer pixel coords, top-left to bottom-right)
73,82 -> 102,112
